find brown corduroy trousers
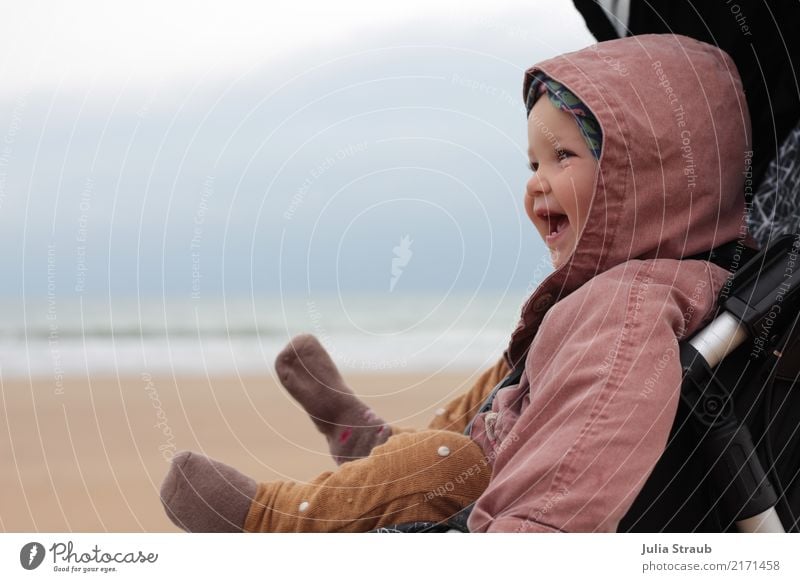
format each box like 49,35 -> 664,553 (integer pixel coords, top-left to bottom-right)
243,357 -> 510,532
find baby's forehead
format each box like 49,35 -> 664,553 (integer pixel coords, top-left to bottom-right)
527,100 -> 582,142
529,96 -> 573,124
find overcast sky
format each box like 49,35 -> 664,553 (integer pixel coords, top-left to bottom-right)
0,1 -> 595,300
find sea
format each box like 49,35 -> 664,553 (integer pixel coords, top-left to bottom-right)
0,292 -> 531,378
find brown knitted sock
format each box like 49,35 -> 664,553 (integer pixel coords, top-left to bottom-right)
160,451 -> 257,532
275,334 -> 391,464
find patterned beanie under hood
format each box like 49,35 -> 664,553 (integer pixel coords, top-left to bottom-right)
525,73 -> 603,160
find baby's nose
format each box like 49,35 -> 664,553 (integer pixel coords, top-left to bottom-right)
526,173 -> 550,196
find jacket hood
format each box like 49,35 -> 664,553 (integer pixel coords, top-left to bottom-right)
505,34 -> 750,366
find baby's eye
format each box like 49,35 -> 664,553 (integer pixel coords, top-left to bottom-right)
555,149 -> 574,161
528,161 -> 539,173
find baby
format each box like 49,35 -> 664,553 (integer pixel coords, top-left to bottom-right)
160,33 -> 750,532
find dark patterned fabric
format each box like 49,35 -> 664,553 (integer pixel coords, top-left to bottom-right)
371,510 -> 472,533
750,120 -> 800,247
371,521 -> 457,533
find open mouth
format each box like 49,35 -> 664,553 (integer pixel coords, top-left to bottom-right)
536,208 -> 570,240
533,206 -> 571,244
547,213 -> 570,237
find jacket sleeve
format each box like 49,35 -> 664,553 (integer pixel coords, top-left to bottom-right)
469,262 -> 718,532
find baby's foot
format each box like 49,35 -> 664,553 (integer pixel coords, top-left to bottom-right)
275,334 -> 391,464
160,451 -> 257,532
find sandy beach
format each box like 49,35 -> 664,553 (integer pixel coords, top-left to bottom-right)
1,370 -> 478,532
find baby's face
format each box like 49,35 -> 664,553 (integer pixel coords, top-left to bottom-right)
524,96 -> 599,269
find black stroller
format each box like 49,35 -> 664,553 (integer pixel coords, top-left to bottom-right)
377,233 -> 800,533
622,234 -> 800,532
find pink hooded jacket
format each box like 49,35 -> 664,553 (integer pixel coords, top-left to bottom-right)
468,35 -> 751,532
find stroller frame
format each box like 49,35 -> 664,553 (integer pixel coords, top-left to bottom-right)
676,233 -> 799,532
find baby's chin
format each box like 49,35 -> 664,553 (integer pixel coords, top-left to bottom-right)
546,231 -> 577,269
549,248 -> 567,269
